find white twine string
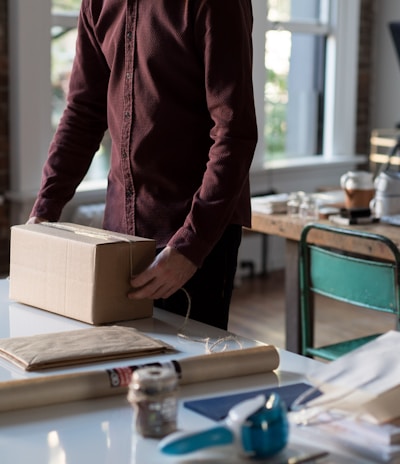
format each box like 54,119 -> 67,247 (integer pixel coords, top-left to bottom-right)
176,287 -> 243,353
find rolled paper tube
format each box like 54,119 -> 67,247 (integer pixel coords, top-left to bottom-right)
0,345 -> 279,413
177,344 -> 279,385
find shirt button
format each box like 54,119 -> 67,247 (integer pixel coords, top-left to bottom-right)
126,188 -> 133,198
127,31 -> 132,40
126,73 -> 132,80
122,151 -> 128,159
125,112 -> 131,119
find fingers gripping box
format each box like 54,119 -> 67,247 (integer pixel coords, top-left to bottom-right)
9,223 -> 156,325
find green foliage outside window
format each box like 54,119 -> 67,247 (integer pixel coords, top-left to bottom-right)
52,0 -> 81,13
265,68 -> 287,159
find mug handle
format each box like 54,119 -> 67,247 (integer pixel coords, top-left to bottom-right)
369,197 -> 376,215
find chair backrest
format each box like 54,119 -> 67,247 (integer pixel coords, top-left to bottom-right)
299,223 -> 400,359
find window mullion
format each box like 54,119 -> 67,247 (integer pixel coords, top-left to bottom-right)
8,0 -> 52,194
251,0 -> 268,170
323,0 -> 361,158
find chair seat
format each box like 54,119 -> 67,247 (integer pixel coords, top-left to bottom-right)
305,333 -> 382,361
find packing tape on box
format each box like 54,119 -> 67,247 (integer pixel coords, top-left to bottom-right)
41,221 -> 137,275
0,345 -> 279,413
41,222 -> 126,242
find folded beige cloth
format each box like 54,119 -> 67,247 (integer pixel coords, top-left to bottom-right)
0,326 -> 173,371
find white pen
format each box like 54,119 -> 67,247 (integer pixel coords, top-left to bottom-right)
287,451 -> 329,464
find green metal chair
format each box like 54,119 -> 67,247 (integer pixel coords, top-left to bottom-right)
299,223 -> 400,361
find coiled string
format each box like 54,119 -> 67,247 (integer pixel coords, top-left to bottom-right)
176,287 -> 243,353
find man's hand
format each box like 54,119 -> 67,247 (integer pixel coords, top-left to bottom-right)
128,246 -> 197,300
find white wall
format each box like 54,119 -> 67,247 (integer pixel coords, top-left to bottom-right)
371,0 -> 400,129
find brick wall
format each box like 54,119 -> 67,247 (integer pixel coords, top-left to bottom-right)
0,1 -> 376,275
356,0 -> 376,159
0,0 -> 9,276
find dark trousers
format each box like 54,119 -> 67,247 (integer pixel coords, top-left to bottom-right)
155,225 -> 242,330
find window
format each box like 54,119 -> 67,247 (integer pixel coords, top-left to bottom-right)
8,0 -> 361,203
52,0 -> 110,182
264,0 -> 329,160
51,0 -> 80,131
251,0 -> 361,169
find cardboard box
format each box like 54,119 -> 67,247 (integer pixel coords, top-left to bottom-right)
9,223 -> 156,325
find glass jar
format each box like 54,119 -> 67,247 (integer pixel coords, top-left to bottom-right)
299,194 -> 319,221
287,191 -> 305,217
128,364 -> 179,438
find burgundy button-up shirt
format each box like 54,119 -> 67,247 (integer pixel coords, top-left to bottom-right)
31,0 -> 257,267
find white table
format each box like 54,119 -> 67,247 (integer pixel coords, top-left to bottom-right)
0,279 -> 379,464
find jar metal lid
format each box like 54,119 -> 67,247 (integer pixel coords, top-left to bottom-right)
130,365 -> 178,395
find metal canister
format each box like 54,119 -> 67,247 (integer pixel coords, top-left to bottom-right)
128,364 -> 179,438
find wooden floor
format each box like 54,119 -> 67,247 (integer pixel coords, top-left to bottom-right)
228,270 -> 396,351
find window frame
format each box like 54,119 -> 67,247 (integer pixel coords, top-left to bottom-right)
7,0 -> 363,204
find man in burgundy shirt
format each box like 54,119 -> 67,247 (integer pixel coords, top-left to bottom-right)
29,0 -> 257,330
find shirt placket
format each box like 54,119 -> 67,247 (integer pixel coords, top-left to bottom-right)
121,0 -> 137,235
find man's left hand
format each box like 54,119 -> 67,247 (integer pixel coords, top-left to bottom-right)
128,246 -> 197,300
